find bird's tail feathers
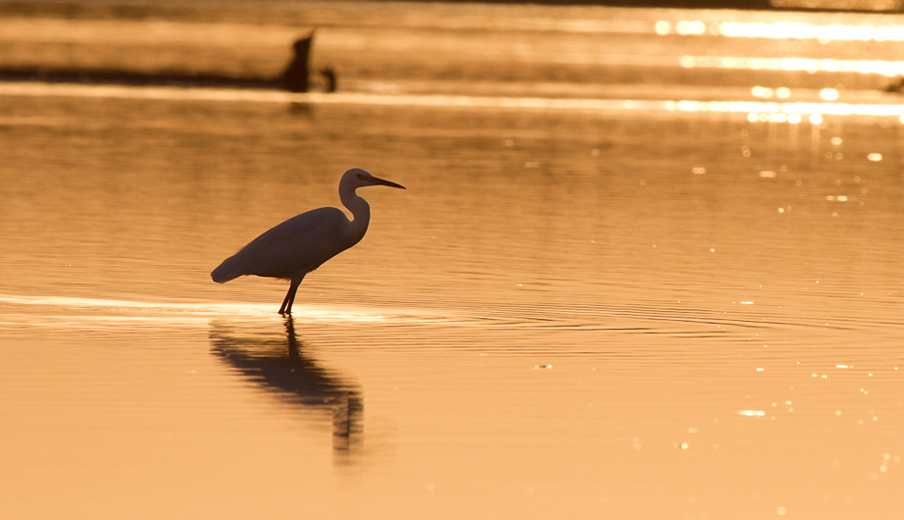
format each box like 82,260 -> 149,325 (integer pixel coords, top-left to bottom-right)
211,255 -> 245,283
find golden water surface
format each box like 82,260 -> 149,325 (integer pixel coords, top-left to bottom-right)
1,2 -> 903,519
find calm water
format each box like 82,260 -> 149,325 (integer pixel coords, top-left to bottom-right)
2,3 -> 904,519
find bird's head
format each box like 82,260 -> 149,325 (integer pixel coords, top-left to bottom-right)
342,168 -> 406,191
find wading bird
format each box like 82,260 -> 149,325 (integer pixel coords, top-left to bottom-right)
211,168 -> 406,315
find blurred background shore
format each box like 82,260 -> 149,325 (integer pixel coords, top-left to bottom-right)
2,0 -> 904,101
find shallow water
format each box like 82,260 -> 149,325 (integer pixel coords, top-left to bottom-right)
2,3 -> 904,519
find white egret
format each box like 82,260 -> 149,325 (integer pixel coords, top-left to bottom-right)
211,168 -> 406,315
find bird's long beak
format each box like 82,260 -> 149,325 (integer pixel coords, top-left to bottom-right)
371,176 -> 406,189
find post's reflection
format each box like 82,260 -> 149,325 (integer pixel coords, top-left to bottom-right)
210,317 -> 363,464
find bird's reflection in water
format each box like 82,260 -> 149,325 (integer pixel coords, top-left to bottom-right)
210,317 -> 363,464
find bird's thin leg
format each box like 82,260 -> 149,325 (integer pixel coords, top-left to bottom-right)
278,276 -> 303,315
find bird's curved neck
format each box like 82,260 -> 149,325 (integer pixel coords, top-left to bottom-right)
340,187 -> 371,240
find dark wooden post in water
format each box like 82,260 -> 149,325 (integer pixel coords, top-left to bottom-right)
320,67 -> 337,93
283,32 -> 314,93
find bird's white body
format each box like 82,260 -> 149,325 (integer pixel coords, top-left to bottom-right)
212,168 -> 405,314
212,207 -> 360,282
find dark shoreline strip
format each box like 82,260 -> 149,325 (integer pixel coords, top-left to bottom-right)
0,66 -> 283,90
